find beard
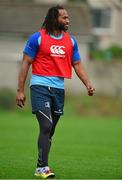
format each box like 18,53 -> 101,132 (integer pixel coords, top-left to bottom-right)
57,22 -> 69,31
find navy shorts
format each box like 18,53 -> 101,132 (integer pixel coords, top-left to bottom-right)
30,85 -> 65,116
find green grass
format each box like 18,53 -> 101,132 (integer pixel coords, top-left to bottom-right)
0,98 -> 122,179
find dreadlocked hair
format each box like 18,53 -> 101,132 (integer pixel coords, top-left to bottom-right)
42,5 -> 64,34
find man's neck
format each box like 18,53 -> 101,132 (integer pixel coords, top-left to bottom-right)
51,30 -> 62,37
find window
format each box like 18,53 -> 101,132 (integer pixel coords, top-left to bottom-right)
91,8 -> 111,28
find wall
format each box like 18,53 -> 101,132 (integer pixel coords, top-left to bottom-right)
65,61 -> 122,96
0,59 -> 122,97
0,61 -> 20,90
0,36 -> 122,96
0,35 -> 90,89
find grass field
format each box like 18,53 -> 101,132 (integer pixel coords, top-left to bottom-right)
0,96 -> 122,179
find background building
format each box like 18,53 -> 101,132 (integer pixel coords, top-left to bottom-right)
87,0 -> 122,49
0,1 -> 92,90
0,0 -> 122,96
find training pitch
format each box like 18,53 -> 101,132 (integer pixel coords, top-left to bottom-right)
0,107 -> 122,179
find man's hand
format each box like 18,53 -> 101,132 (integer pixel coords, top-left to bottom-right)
16,54 -> 32,108
86,85 -> 95,96
73,61 -> 95,96
16,92 -> 26,108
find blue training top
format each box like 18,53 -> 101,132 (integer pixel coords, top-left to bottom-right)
23,32 -> 81,89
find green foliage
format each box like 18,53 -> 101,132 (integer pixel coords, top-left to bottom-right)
91,50 -> 105,60
91,45 -> 122,61
0,88 -> 16,110
107,45 -> 122,59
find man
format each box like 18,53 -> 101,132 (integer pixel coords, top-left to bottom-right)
16,5 -> 95,179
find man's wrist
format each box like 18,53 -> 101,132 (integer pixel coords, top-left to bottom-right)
85,82 -> 91,88
17,88 -> 24,93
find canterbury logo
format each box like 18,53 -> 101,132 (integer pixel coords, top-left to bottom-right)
50,45 -> 65,56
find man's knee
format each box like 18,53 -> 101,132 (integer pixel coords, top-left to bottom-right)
42,121 -> 52,134
36,110 -> 53,134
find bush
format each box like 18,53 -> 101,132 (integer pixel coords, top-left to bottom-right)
107,45 -> 122,59
91,45 -> 122,61
91,50 -> 105,60
0,88 -> 16,110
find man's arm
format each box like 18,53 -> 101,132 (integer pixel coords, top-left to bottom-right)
73,60 -> 95,96
16,54 -> 33,107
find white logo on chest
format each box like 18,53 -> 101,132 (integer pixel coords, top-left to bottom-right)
50,45 -> 66,57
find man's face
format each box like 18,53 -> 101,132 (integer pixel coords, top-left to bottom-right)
57,9 -> 70,31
